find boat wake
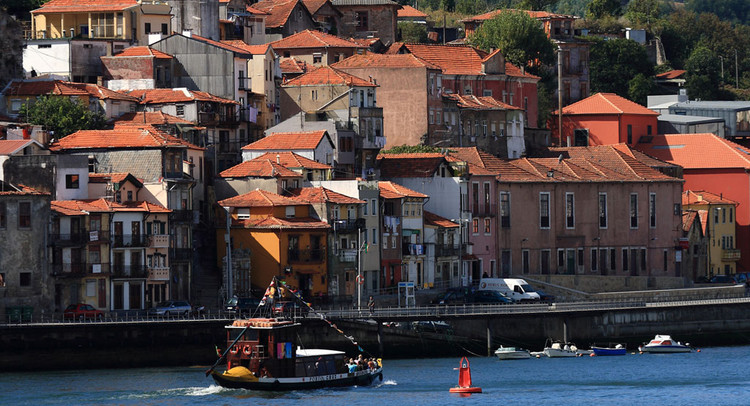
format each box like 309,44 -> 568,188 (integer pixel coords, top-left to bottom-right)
379,379 -> 398,386
122,384 -> 229,400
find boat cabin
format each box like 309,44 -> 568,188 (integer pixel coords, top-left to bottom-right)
224,318 -> 348,378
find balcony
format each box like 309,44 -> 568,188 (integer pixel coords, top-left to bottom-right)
111,264 -> 147,278
87,230 -> 110,243
149,234 -> 170,248
722,249 -> 741,262
49,233 -> 87,246
88,263 -> 110,274
337,248 -> 358,263
403,243 -> 425,256
112,234 -> 149,248
148,266 -> 170,281
436,245 -> 460,257
350,106 -> 383,119
288,248 -> 326,264
332,218 -> 366,233
170,210 -> 194,223
198,112 -> 239,126
51,262 -> 87,276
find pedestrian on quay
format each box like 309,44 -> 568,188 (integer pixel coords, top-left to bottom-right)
745,279 -> 750,297
368,296 -> 375,315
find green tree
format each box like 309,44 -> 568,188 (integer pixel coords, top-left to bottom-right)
455,0 -> 487,15
685,0 -> 750,25
439,0 -> 455,12
469,10 -> 555,73
19,95 -> 106,138
628,73 -> 655,106
381,145 -> 444,154
685,46 -> 720,100
399,22 -> 428,43
586,0 -> 621,19
624,0 -> 661,27
589,38 -> 653,97
518,0 -> 558,11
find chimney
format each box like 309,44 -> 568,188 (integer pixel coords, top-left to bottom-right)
182,29 -> 192,38
276,154 -> 280,164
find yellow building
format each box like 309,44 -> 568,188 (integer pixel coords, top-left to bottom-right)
30,0 -> 171,44
682,190 -> 739,277
218,189 -> 330,300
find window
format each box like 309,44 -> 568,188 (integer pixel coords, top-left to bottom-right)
540,250 -> 551,274
66,174 -> 80,189
522,250 -> 530,274
20,272 -> 31,287
641,248 -> 647,271
161,23 -> 168,35
472,183 -> 479,213
176,105 -> 185,116
313,53 -> 322,64
90,12 -> 116,38
577,248 -> 584,272
472,218 -> 479,234
539,192 -> 550,229
599,193 -> 607,228
591,249 -> 598,271
355,11 -> 368,31
730,207 -> 734,223
372,228 -> 377,245
630,194 -> 638,228
483,89 -> 492,96
500,192 -> 510,228
86,280 -> 96,296
663,249 -> 668,272
649,193 -> 656,228
145,22 -> 151,34
0,202 -> 5,228
565,192 -> 575,228
722,207 -> 727,223
610,249 -> 616,271
484,183 -> 490,212
622,248 -> 629,272
627,124 -> 633,144
371,199 -> 377,215
483,218 -> 491,234
714,208 -> 719,224
18,202 -> 31,228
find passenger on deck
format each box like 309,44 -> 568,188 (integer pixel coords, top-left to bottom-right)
348,358 -> 357,373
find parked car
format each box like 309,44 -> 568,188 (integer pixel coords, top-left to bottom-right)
273,301 -> 309,318
536,289 -> 556,303
472,290 -> 513,304
709,275 -> 737,284
148,300 -> 192,316
225,297 -> 261,316
63,303 -> 104,320
412,321 -> 453,334
431,287 -> 511,305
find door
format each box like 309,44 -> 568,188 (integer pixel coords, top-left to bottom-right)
114,221 -> 123,245
501,251 -> 511,277
98,279 -> 106,308
566,249 -> 576,274
131,221 -> 140,246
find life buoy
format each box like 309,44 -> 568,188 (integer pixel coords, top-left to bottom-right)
243,345 -> 252,356
229,345 -> 239,355
356,274 -> 364,285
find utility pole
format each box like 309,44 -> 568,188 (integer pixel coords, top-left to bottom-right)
557,46 -> 564,146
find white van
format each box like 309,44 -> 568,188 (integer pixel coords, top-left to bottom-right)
478,278 -> 541,303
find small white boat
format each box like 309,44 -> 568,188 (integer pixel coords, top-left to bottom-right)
639,334 -> 692,353
494,346 -> 531,360
543,340 -> 578,358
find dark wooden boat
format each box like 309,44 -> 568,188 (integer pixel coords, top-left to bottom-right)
209,318 -> 383,390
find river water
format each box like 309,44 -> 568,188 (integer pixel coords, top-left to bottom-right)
2,345 -> 750,405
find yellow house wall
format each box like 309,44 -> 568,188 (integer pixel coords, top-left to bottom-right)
685,202 -> 738,274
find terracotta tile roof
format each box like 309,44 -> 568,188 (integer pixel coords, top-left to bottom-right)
235,216 -> 330,229
32,0 -> 137,14
246,5 -> 269,14
218,188 -> 307,207
283,65 -> 376,87
113,111 -> 194,126
610,144 -> 678,170
682,210 -> 699,233
291,186 -> 365,204
398,5 -> 427,18
0,183 -> 49,196
242,130 -> 330,150
332,52 -> 440,69
378,181 -> 428,199
49,126 -> 202,151
398,43 -> 538,79
270,29 -> 363,49
115,200 -> 171,213
444,94 -> 521,110
348,37 -> 381,47
88,172 -> 143,187
281,58 -> 309,74
0,140 -> 42,155
253,0 -> 301,28
656,70 -> 686,80
682,190 -> 738,206
377,153 -> 447,178
444,147 -> 511,176
221,40 -> 271,55
698,210 -> 708,235
3,79 -> 140,101
302,0 -> 331,15
464,9 -> 577,23
635,133 -> 750,170
218,159 -> 302,178
113,46 -> 173,59
555,93 -> 660,116
253,151 -> 332,169
122,88 -> 239,105
52,198 -> 169,215
424,211 -> 459,228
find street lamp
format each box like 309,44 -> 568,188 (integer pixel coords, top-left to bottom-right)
223,206 -> 233,300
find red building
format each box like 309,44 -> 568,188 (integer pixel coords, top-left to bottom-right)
549,93 -> 660,147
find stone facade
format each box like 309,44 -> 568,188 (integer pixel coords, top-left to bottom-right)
335,3 -> 399,45
0,10 -> 23,89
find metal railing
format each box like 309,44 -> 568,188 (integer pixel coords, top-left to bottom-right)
49,233 -> 88,246
111,265 -> 147,278
288,248 -> 325,263
112,234 -> 149,248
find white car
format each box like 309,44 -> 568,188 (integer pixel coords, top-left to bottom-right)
148,300 -> 192,316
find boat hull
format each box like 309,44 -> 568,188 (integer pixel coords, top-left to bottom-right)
495,351 -> 530,360
592,347 -> 627,356
211,367 -> 383,391
543,348 -> 577,358
641,345 -> 691,353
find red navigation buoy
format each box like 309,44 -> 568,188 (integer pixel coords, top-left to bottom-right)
449,357 -> 482,394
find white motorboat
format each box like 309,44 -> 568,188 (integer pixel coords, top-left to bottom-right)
543,340 -> 578,358
639,334 -> 692,353
494,346 -> 531,360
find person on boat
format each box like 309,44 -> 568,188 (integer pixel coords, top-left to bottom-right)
367,358 -> 376,370
348,359 -> 357,373
368,296 -> 375,315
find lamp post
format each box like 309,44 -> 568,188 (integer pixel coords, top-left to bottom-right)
223,206 -> 233,300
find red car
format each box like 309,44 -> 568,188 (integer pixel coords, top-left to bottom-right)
63,303 -> 104,320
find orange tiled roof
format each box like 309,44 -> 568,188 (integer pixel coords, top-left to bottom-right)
252,0 -> 301,28
32,0 -> 137,13
122,88 -> 239,105
348,37 -> 382,47
253,151 -> 332,169
424,211 -> 460,228
218,159 -> 302,178
656,70 -> 686,80
113,111 -> 194,126
88,172 -> 144,187
0,183 -> 49,196
0,140 -> 41,155
218,188 -> 306,207
4,80 -> 140,101
242,130 -> 330,150
235,216 -> 330,230
332,52 -> 440,69
682,210 -> 700,233
682,190 -> 739,206
283,65 -> 376,87
397,43 -> 538,79
113,46 -> 173,59
281,58 -> 308,74
246,5 -> 269,14
398,5 -> 427,18
49,126 -> 201,151
444,94 -> 521,110
291,186 -> 365,204
635,133 -> 750,170
52,198 -> 169,215
221,40 -> 271,55
302,0 -> 332,15
555,93 -> 660,116
270,29 -> 363,49
377,153 -> 447,178
464,9 -> 577,23
379,181 -> 428,199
